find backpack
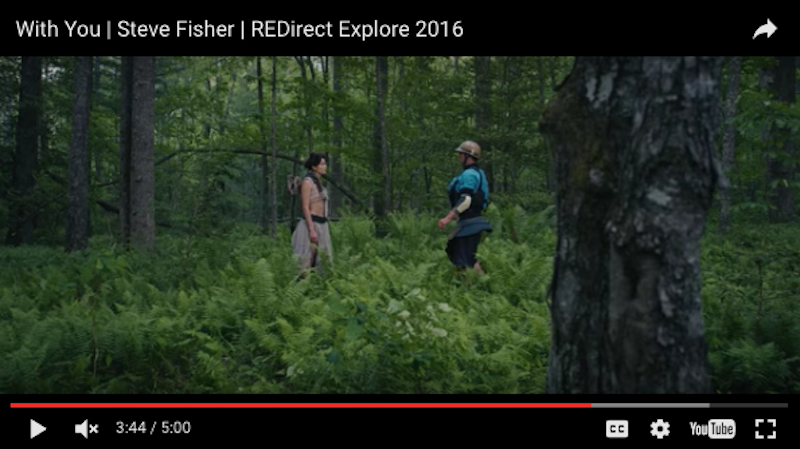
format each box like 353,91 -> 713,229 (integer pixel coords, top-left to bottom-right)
448,165 -> 489,211
287,172 -> 323,196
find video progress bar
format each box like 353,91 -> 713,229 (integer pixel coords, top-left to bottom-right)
9,403 -> 789,409
591,403 -> 788,408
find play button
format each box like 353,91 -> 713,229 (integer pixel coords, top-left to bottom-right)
31,420 -> 46,439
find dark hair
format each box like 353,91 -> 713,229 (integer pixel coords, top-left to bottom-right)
304,153 -> 327,170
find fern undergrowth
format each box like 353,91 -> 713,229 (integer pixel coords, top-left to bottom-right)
0,205 -> 797,394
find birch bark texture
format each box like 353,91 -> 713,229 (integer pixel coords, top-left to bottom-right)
540,57 -> 724,394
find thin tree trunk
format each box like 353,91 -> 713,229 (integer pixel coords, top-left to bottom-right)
119,56 -> 133,246
294,56 -> 313,154
374,56 -> 389,220
6,56 -> 41,246
538,57 -> 553,192
130,56 -> 156,250
719,56 -> 741,235
331,56 -> 344,215
66,56 -> 93,251
93,56 -> 103,183
540,56 -> 722,394
257,57 -> 268,233
289,57 -> 306,233
765,56 -> 796,223
475,56 -> 492,189
38,60 -> 48,169
270,56 -> 278,238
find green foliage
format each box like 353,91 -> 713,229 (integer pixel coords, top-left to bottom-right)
701,225 -> 800,394
721,56 -> 800,225
2,55 -> 797,395
0,210 -> 555,394
2,210 -> 796,394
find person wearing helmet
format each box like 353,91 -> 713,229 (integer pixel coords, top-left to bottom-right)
438,140 -> 492,275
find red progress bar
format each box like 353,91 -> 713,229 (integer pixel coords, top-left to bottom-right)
10,403 -> 592,408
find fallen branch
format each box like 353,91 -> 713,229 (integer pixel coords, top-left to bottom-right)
42,169 -> 174,228
40,148 -> 370,229
156,149 -> 367,210
98,148 -> 368,212
96,200 -> 173,228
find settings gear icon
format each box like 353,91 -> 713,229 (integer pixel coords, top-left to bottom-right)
650,419 -> 670,439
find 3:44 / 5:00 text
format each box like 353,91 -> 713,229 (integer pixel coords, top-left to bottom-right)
116,421 -> 191,434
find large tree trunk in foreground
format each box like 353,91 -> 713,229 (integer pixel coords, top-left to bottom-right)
540,57 -> 723,394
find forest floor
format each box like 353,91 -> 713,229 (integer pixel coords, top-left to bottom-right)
0,206 -> 798,394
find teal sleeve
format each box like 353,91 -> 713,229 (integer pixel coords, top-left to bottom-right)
458,170 -> 480,193
447,177 -> 457,191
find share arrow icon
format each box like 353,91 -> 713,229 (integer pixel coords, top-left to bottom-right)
753,19 -> 777,39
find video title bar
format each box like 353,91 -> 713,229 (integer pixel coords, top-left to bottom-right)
5,14 -> 798,53
15,19 -> 465,41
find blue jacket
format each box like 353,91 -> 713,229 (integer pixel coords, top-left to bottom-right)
447,165 -> 492,238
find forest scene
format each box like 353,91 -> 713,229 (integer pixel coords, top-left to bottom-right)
0,56 -> 798,395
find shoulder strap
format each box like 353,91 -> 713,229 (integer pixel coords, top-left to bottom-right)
305,171 -> 324,195
468,165 -> 489,206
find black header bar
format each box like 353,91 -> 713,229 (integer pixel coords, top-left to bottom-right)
4,11 -> 798,54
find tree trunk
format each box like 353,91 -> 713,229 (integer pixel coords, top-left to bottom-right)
765,56 -> 796,223
294,56 -> 313,154
66,56 -> 93,252
289,56 -> 306,233
257,57 -> 268,233
130,56 -> 156,250
539,56 -> 722,394
538,57 -> 551,192
547,57 -> 560,192
474,56 -> 492,190
5,56 -> 41,246
331,56 -> 344,215
373,56 -> 389,220
119,56 -> 133,246
719,56 -> 741,235
93,56 -> 103,183
38,60 -> 49,169
270,56 -> 278,239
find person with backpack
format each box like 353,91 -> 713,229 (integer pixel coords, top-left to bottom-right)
289,153 -> 333,277
438,141 -> 492,275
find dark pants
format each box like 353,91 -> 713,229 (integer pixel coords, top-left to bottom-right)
446,232 -> 483,268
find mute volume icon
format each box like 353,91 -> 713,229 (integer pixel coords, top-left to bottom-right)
75,420 -> 98,438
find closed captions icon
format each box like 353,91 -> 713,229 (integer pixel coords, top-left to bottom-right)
607,420 -> 628,438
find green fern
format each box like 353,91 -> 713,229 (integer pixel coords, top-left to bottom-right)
0,209 -> 797,394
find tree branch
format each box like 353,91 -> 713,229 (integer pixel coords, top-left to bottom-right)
97,200 -> 173,228
153,148 -> 367,210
